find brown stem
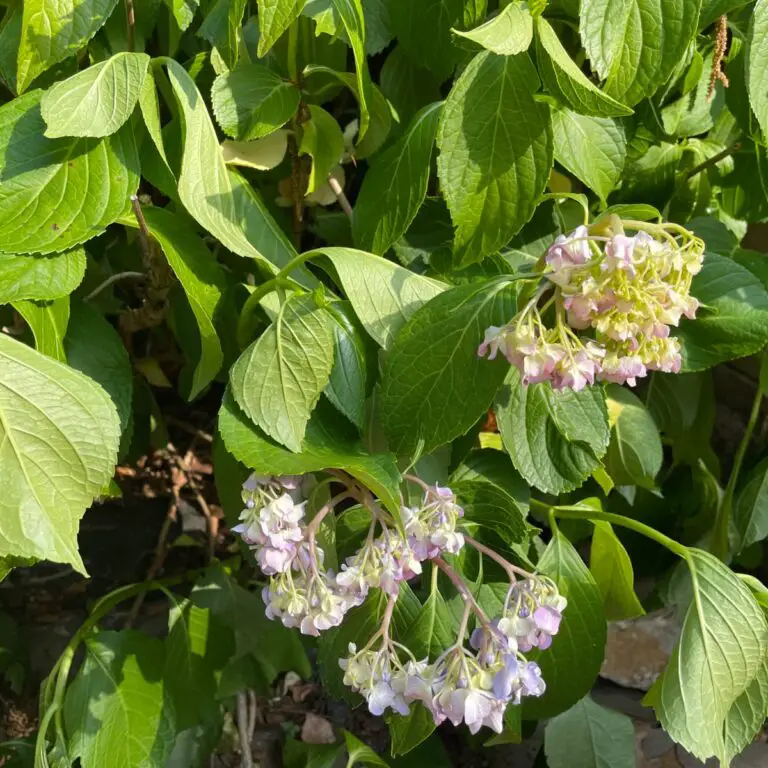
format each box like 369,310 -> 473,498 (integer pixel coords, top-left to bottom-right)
433,557 -> 490,625
682,142 -> 740,181
464,535 -> 532,581
306,491 -> 352,574
124,0 -> 136,52
327,173 -> 353,218
237,692 -> 254,768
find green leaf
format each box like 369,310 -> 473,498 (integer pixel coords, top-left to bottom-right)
191,564 -> 311,678
453,480 -> 529,548
330,0 -> 372,139
380,47 -> 442,128
381,279 -> 517,457
16,0 -> 120,92
230,294 -> 335,452
304,66 -> 392,159
723,658 -> 768,763
544,695 -> 635,768
451,448 -> 530,512
678,252 -> 768,371
389,0 -> 484,82
198,0 -> 248,70
317,246 -> 446,349
0,249 -> 85,302
300,105 -> 345,194
551,109 -> 627,203
495,370 -> 610,495
579,0 -> 701,106
163,594 -> 230,731
0,91 -> 139,255
523,530 -> 607,720
256,0 -> 304,57
734,457 -> 768,551
604,384 -> 662,489
12,296 -> 69,362
536,16 -> 633,118
589,521 -> 645,620
653,549 -> 768,764
452,4 -> 533,56
166,0 -> 200,31
40,52 -> 149,139
387,706 -> 437,756
343,731 -> 389,768
219,392 -> 403,518
403,583 -> 456,659
748,0 -> 768,140
211,62 -> 301,140
65,302 -> 133,439
352,102 -> 442,255
0,334 -> 120,572
436,51 -> 553,266
163,60 -> 308,280
64,631 -> 174,767
133,207 -> 225,400
325,302 -> 368,429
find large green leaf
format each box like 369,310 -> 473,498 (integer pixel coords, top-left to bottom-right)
523,530 -> 607,720
166,0 -> 200,31
536,16 -> 633,118
388,0 -> 484,82
299,105 -> 345,194
0,334 -> 119,572
436,51 -> 552,266
589,521 -> 645,620
163,594 -> 232,731
163,60 -> 309,282
495,370 -> 610,495
211,62 -> 300,141
330,0 -> 372,139
734,457 -> 768,551
580,0 -> 701,107
748,0 -> 768,140
12,296 -> 69,362
218,392 -> 403,517
353,102 -> 442,255
544,696 -> 635,768
551,109 -> 627,204
256,0 -> 304,56
64,631 -> 174,768
316,247 -> 446,349
604,384 -> 662,489
230,294 -> 335,452
452,480 -> 529,548
723,659 -> 768,763
381,279 -> 517,457
0,91 -> 139,255
451,448 -> 530,513
0,249 -> 86,302
677,252 -> 768,371
40,52 -> 150,138
192,565 -> 311,679
387,707 -> 438,757
380,46 -> 442,128
452,3 -> 533,56
653,549 -> 768,764
16,0 -> 120,92
133,207 -> 225,400
324,302 -> 368,429
65,302 -> 133,439
198,0 -> 248,70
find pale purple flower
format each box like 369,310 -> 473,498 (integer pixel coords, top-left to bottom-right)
604,234 -> 636,276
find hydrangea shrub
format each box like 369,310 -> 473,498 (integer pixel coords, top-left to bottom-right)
0,1 -> 767,767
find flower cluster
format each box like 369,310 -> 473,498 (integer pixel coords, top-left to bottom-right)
341,573 -> 566,733
233,472 -> 566,735
234,475 -> 466,636
478,221 -> 704,390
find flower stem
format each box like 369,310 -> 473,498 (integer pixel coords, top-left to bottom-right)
306,491 -> 352,576
531,499 -> 690,560
713,370 -> 764,561
434,557 -> 490,624
464,535 -> 529,581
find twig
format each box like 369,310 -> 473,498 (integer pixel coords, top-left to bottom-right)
327,173 -> 353,218
84,271 -> 145,302
237,692 -> 254,768
164,416 -> 213,443
464,535 -> 532,581
247,690 -> 258,742
682,142 -> 740,181
124,0 -> 136,52
433,557 -> 490,625
125,468 -> 182,628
